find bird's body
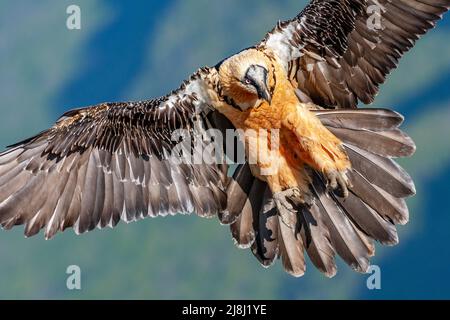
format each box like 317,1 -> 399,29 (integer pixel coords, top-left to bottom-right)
214,48 -> 350,197
1,0 -> 449,278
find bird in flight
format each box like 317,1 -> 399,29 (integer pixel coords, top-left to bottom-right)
0,0 -> 448,277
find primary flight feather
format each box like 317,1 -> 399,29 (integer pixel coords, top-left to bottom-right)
0,0 -> 448,277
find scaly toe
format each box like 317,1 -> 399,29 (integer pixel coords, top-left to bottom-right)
325,169 -> 351,198
273,187 -> 309,228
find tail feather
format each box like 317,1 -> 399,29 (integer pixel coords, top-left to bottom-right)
278,217 -> 306,277
348,170 -> 409,225
329,127 -> 416,158
345,143 -> 416,197
220,163 -> 254,224
314,108 -> 404,131
337,191 -> 399,245
251,188 -> 279,267
227,169 -> 307,277
351,220 -> 376,258
310,172 -> 371,273
230,178 -> 266,248
299,204 -> 337,277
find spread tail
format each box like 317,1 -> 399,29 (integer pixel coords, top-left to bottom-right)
225,108 -> 416,277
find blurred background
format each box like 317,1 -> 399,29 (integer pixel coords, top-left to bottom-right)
0,0 -> 449,299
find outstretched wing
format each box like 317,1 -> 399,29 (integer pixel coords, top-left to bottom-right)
0,68 -> 230,239
261,0 -> 450,108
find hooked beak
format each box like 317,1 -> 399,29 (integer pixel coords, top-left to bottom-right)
245,64 -> 272,104
256,85 -> 272,104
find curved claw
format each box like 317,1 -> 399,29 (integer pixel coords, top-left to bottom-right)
325,169 -> 352,198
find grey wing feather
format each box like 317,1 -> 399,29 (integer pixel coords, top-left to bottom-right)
0,68 -> 230,239
261,0 -> 450,108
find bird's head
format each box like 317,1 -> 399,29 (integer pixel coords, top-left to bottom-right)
218,49 -> 273,110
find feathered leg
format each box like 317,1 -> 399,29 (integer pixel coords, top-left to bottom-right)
282,103 -> 352,196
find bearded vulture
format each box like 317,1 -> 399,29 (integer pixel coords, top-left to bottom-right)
0,0 -> 449,277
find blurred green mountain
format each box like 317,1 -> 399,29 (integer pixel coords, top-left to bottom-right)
0,0 -> 449,299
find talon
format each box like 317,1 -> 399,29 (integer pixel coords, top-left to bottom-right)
273,191 -> 294,211
327,171 -> 338,190
336,174 -> 348,197
274,187 -> 307,206
273,187 -> 307,229
325,169 -> 351,198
